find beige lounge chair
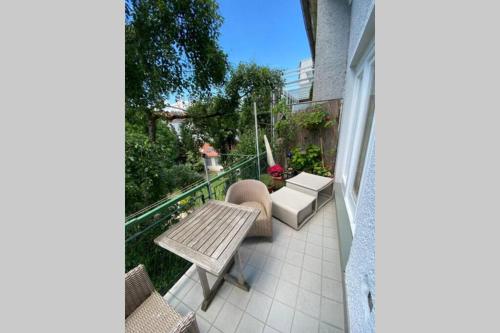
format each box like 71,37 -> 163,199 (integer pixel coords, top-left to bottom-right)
225,179 -> 273,239
125,265 -> 199,333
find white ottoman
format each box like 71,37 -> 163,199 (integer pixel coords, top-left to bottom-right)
271,187 -> 316,230
285,172 -> 334,213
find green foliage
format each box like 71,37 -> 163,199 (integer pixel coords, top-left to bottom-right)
294,104 -> 334,131
226,63 -> 284,132
290,144 -> 332,177
233,130 -> 265,156
125,122 -> 203,215
259,174 -> 272,187
273,100 -> 298,162
126,0 -> 228,139
185,95 -> 239,154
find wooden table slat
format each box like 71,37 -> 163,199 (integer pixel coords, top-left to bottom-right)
216,210 -> 260,265
206,210 -> 252,258
176,204 -> 231,244
197,209 -> 248,255
167,201 -> 219,239
171,202 -> 224,242
188,206 -> 242,251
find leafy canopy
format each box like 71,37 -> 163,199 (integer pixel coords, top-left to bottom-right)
125,0 -> 228,126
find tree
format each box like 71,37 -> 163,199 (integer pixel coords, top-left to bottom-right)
126,0 -> 228,142
226,63 -> 284,132
185,95 -> 239,155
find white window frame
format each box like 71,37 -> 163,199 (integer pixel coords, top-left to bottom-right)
341,43 -> 375,233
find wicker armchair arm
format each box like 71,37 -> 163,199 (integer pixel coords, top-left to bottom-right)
171,311 -> 200,333
125,264 -> 155,318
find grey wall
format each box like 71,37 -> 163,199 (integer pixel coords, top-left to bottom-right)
312,0 -> 350,101
345,134 -> 375,333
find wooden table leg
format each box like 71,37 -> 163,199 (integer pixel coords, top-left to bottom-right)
197,265 -> 224,311
223,250 -> 250,291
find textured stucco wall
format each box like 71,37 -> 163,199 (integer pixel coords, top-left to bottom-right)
312,0 -> 350,100
347,0 -> 375,64
345,133 -> 375,333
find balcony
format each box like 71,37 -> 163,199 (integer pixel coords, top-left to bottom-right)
125,154 -> 345,333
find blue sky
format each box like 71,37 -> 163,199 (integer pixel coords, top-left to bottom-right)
217,0 -> 311,71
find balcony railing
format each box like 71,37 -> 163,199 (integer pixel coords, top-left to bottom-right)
125,152 -> 266,294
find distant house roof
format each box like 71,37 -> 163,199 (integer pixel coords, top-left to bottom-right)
199,143 -> 219,158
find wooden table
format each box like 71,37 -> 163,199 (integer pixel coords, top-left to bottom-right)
154,200 -> 260,311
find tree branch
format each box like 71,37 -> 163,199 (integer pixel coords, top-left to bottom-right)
153,110 -> 231,121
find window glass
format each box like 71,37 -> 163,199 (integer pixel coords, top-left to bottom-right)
353,64 -> 375,196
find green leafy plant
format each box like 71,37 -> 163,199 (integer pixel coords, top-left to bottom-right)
289,144 -> 332,177
294,104 -> 334,131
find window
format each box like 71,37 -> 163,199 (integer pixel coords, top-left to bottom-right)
341,44 -> 375,233
353,64 -> 375,196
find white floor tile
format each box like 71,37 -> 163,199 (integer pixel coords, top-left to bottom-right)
246,291 -> 273,322
213,301 -> 244,333
170,274 -> 196,299
307,233 -> 323,246
275,279 -> 299,307
322,261 -> 341,281
285,249 -> 304,267
266,300 -> 294,333
236,313 -> 265,333
291,311 -> 320,333
196,294 -> 225,323
305,243 -> 323,259
300,269 -> 322,295
289,239 -> 306,253
175,302 -> 192,316
227,286 -> 253,310
319,322 -> 343,333
280,263 -> 302,285
255,241 -> 273,256
303,255 -> 322,275
243,264 -> 262,286
296,288 -> 321,319
263,325 -> 281,333
323,248 -> 340,264
320,298 -> 344,329
254,271 -> 279,297
263,257 -> 284,277
183,282 -> 204,310
248,252 -> 268,269
269,244 -> 287,260
208,326 -> 223,333
196,315 -> 212,333
322,277 -> 343,302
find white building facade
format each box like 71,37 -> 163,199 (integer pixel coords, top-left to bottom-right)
301,0 -> 375,331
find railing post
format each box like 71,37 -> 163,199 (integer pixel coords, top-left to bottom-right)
203,156 -> 212,199
253,101 -> 260,179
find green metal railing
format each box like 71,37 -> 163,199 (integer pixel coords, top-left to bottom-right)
125,152 -> 266,294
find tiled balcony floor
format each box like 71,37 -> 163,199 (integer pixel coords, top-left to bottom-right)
164,200 -> 344,333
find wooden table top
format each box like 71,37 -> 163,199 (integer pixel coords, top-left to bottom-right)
154,200 -> 260,276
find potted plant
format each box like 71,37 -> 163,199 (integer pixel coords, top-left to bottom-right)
259,174 -> 274,193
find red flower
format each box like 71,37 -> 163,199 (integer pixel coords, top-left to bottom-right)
267,164 -> 284,177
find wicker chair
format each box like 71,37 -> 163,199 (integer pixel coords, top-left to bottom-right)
125,265 -> 199,333
225,179 -> 273,239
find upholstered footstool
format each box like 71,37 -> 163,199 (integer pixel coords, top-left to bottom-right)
270,187 -> 316,230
